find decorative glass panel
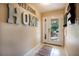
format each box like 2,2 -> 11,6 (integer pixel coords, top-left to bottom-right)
51,19 -> 59,40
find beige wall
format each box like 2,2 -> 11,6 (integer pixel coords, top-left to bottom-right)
76,4 -> 79,20
0,3 -> 41,56
41,8 -> 65,17
64,3 -> 79,56
0,4 -> 8,22
41,8 -> 65,45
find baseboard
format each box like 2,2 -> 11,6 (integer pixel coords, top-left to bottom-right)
64,47 -> 69,56
24,43 -> 42,56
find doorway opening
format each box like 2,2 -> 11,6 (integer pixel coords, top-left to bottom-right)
43,17 -> 63,46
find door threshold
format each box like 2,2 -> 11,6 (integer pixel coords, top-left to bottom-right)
43,42 -> 63,47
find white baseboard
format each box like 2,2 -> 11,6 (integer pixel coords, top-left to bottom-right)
64,47 -> 69,56
24,43 -> 42,56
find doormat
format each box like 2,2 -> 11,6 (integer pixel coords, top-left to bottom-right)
35,45 -> 52,56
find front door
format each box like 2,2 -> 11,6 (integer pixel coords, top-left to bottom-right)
43,17 -> 63,46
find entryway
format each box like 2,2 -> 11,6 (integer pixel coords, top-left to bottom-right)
43,16 -> 64,46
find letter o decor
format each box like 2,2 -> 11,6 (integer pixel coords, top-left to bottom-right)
22,12 -> 29,25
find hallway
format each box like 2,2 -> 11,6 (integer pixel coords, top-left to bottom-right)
0,3 -> 79,56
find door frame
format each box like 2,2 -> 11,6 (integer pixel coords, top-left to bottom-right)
42,16 -> 64,46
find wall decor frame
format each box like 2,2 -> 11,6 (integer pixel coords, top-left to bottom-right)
31,16 -> 35,26
34,17 -> 38,27
29,14 -> 33,26
67,3 -> 76,24
28,14 -> 31,26
63,13 -> 67,27
32,16 -> 38,27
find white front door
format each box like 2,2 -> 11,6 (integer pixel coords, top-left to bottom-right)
43,17 -> 63,46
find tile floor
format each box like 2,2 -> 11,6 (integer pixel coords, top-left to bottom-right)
35,44 -> 66,56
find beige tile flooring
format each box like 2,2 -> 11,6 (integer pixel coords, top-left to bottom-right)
35,44 -> 66,56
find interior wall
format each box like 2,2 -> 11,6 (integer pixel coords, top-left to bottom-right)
64,3 -> 79,56
41,8 -> 65,17
41,8 -> 65,45
0,4 -> 8,22
0,3 -> 41,56
65,24 -> 79,56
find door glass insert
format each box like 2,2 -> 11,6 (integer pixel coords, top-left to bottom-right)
51,19 -> 59,40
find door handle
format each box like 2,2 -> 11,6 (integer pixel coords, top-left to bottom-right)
44,34 -> 46,39
48,28 -> 50,33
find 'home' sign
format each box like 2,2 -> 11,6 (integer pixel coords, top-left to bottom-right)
8,4 -> 37,26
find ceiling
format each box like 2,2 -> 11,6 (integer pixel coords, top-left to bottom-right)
29,3 -> 67,13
